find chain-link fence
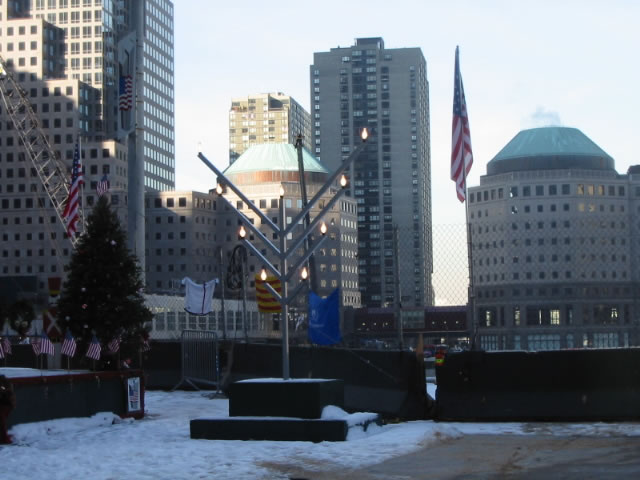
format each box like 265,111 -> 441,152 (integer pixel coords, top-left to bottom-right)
431,224 -> 470,306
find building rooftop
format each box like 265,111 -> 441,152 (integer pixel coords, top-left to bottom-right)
487,127 -> 615,176
223,143 -> 329,176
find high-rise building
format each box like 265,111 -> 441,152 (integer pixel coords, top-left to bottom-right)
143,147 -> 360,304
311,37 -> 433,308
229,92 -> 311,164
0,0 -> 174,302
469,126 -> 640,350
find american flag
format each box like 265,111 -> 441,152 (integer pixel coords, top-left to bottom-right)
96,174 -> 110,197
119,75 -> 133,111
141,337 -> 151,352
86,335 -> 101,360
108,336 -> 121,353
31,335 -> 42,356
1,337 -> 10,356
40,331 -> 55,356
61,330 -> 77,357
0,343 -> 4,360
450,46 -> 474,203
62,140 -> 84,237
128,381 -> 140,404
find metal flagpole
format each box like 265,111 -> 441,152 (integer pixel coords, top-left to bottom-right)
79,134 -> 86,234
455,46 -> 477,351
462,159 -> 476,350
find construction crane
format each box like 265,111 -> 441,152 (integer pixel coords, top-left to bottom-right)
0,55 -> 81,247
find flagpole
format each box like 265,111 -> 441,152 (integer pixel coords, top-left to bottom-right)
79,134 -> 86,235
455,46 -> 477,350
462,153 -> 476,350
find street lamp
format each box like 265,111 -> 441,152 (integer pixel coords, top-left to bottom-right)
198,127 -> 369,379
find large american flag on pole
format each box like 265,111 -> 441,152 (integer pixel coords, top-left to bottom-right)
119,75 -> 133,111
62,140 -> 84,237
451,46 -> 473,203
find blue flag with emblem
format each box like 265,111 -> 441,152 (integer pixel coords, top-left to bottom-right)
308,288 -> 341,345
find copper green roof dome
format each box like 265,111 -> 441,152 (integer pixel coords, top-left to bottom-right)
223,143 -> 330,186
487,127 -> 614,176
224,144 -> 329,175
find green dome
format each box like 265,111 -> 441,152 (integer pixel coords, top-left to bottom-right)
223,143 -> 329,176
487,127 -> 614,176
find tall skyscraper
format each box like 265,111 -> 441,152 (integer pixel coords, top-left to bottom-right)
0,0 -> 174,301
311,37 -> 433,308
228,92 -> 311,164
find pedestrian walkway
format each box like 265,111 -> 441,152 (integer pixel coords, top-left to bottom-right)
275,433 -> 640,479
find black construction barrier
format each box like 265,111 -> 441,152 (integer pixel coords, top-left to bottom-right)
435,348 -> 640,421
8,369 -> 145,428
227,343 -> 429,420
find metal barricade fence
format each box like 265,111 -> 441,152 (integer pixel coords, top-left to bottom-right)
173,329 -> 220,392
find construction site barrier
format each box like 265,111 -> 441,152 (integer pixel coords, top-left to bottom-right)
172,330 -> 220,392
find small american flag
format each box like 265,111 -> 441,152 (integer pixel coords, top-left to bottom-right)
108,336 -> 121,353
128,382 -> 140,404
61,330 -> 77,357
62,140 -> 84,237
450,46 -> 473,203
97,174 -> 110,197
119,75 -> 133,111
86,335 -> 101,360
31,335 -> 42,356
1,337 -> 10,356
40,331 -> 55,356
0,343 -> 4,360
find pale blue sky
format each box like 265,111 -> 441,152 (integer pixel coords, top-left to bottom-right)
173,0 -> 639,227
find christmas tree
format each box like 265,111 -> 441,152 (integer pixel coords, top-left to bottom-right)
57,196 -> 151,351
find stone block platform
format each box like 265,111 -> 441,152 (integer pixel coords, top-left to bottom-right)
190,378 -> 380,442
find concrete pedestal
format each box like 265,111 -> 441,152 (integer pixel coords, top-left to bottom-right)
190,378 -> 378,442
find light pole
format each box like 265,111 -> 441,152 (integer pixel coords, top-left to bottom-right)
198,128 -> 369,379
218,246 -> 227,340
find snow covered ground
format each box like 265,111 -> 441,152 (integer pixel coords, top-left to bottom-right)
3,388 -> 640,480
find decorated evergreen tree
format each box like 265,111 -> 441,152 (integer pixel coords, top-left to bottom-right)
57,196 -> 151,351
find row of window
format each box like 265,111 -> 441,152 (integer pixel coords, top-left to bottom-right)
480,332 -> 630,351
34,0 -> 102,9
477,285 -> 632,299
2,248 -> 68,257
472,183 -> 630,203
2,264 -> 60,274
482,305 -> 629,329
477,269 -> 629,284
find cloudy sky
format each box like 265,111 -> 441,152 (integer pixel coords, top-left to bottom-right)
173,0 -> 638,226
